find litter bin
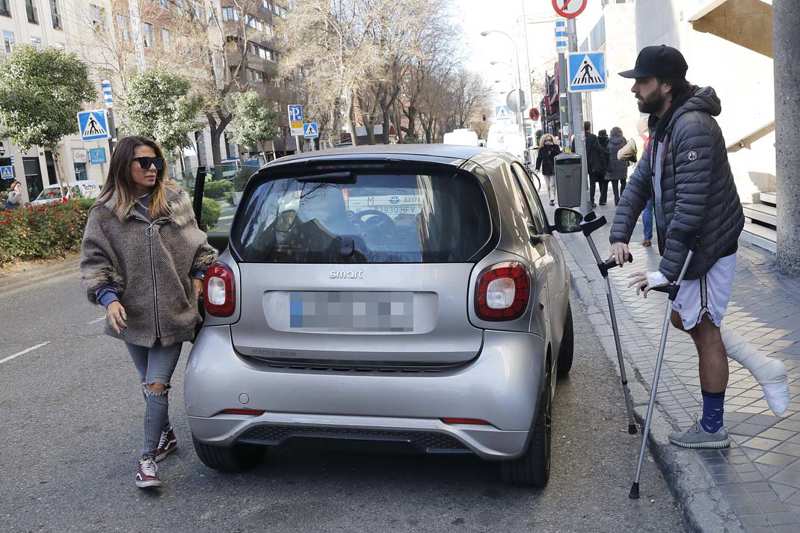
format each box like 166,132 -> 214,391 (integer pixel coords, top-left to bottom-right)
554,153 -> 583,208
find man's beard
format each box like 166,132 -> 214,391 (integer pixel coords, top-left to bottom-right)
636,92 -> 665,114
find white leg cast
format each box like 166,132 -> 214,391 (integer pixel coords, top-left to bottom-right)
721,327 -> 790,416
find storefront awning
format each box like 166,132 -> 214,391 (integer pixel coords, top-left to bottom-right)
689,0 -> 773,58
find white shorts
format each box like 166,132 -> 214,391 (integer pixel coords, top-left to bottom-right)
671,254 -> 736,330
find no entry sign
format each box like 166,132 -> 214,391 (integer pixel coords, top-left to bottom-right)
551,0 -> 588,19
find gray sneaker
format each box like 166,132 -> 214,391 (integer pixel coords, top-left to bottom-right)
669,419 -> 730,449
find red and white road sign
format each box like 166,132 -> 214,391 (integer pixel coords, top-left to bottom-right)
551,0 -> 588,19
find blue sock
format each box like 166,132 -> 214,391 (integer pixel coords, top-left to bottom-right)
700,390 -> 725,433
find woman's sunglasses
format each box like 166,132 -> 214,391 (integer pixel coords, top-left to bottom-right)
133,156 -> 165,171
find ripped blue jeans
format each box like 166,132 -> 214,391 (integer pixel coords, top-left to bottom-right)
126,341 -> 182,458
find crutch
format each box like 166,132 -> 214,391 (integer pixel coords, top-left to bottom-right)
629,249 -> 695,500
579,214 -> 638,435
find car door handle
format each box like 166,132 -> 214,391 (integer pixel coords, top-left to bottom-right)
529,226 -> 546,245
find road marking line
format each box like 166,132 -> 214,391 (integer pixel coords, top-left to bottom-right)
88,316 -> 106,324
0,341 -> 51,365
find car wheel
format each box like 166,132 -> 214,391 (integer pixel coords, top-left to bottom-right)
500,363 -> 552,488
557,303 -> 574,379
192,436 -> 264,473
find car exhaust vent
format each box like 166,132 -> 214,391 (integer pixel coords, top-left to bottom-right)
243,355 -> 473,375
237,425 -> 469,453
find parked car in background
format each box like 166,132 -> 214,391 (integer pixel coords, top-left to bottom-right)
186,144 -> 574,488
30,181 -> 100,206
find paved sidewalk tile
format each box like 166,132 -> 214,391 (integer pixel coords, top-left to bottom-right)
554,203 -> 800,532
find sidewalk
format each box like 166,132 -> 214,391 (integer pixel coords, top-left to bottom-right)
554,203 -> 800,533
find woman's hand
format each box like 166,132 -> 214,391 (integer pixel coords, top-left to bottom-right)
107,301 -> 127,334
193,278 -> 204,301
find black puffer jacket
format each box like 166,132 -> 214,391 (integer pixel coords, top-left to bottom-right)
609,86 -> 744,281
535,144 -> 561,176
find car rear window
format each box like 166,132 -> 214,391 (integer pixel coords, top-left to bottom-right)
231,170 -> 492,263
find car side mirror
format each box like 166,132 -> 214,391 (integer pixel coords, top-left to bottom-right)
552,207 -> 583,233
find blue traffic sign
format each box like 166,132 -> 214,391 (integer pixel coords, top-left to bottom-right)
288,104 -> 304,122
568,51 -> 607,92
77,110 -> 110,141
0,165 -> 14,180
303,121 -> 319,139
101,80 -> 113,108
88,147 -> 107,164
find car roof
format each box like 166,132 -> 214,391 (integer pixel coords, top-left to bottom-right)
265,144 -> 515,169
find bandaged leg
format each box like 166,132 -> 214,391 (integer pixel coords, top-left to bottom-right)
721,327 -> 789,416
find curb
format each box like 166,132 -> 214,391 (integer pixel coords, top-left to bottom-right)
0,255 -> 80,298
565,238 -> 746,533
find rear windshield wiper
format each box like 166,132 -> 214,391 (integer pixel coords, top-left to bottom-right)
296,171 -> 355,184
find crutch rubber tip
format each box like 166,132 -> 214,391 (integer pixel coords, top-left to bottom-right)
629,483 -> 640,500
628,424 -> 638,435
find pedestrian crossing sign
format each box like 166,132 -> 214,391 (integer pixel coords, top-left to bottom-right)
303,121 -> 319,139
77,109 -> 111,141
568,51 -> 607,92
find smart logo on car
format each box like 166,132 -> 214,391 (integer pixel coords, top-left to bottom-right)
329,270 -> 365,280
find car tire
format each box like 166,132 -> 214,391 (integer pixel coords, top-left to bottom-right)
500,363 -> 552,488
192,436 -> 264,473
557,303 -> 574,379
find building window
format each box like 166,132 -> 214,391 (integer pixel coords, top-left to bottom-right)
90,4 -> 105,31
74,162 -> 87,181
262,1 -> 272,11
116,15 -> 129,41
245,15 -> 264,31
273,4 -> 286,17
143,23 -> 154,48
0,0 -> 10,18
222,7 -> 239,21
247,68 -> 264,82
161,28 -> 170,47
26,0 -> 39,24
50,0 -> 61,29
3,31 -> 14,53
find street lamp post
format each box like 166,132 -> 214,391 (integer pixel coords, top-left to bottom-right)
481,30 -> 525,139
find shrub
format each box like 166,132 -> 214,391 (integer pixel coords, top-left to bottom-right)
199,197 -> 221,231
0,200 -> 91,266
203,179 -> 234,199
233,166 -> 257,192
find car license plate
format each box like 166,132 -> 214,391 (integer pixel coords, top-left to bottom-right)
289,292 -> 414,332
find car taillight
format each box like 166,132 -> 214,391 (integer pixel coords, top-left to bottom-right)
475,262 -> 530,321
204,262 -> 236,317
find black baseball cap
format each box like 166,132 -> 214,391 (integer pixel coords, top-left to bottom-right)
619,45 -> 688,79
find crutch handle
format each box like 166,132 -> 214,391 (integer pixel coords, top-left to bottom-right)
598,253 -> 633,278
580,215 -> 606,236
651,283 -> 680,300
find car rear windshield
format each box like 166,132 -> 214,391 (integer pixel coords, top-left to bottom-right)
231,170 -> 492,263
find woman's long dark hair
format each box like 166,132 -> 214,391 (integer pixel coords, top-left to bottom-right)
97,136 -> 174,220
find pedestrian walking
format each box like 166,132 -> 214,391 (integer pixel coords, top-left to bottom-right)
596,129 -> 612,205
583,122 -> 608,207
80,136 -> 218,488
606,127 -> 629,204
4,179 -> 22,210
609,45 -> 789,450
535,133 -> 561,205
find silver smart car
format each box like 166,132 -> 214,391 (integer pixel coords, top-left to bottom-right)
186,145 -> 574,487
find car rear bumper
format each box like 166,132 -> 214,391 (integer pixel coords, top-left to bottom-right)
185,326 -> 547,460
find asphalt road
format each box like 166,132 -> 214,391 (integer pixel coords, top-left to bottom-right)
0,269 -> 685,532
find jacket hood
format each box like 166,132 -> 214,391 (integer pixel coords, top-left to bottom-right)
675,86 -> 722,120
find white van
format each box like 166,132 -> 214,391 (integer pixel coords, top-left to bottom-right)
442,129 -> 480,147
